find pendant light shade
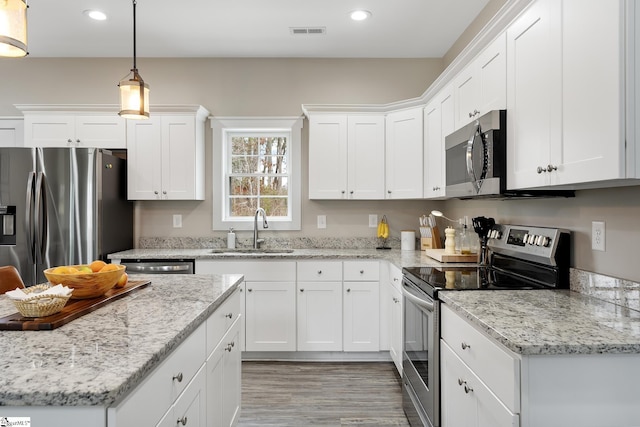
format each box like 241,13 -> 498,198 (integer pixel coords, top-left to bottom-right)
118,0 -> 149,119
0,0 -> 28,58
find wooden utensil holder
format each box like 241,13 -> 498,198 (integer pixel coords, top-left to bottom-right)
420,226 -> 441,249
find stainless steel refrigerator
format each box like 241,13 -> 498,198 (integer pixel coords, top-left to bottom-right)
0,147 -> 133,286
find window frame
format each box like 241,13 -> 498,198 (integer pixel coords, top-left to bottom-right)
211,116 -> 303,231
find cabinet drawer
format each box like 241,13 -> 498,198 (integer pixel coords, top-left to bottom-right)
389,264 -> 403,292
343,261 -> 379,281
297,261 -> 342,281
441,304 -> 519,412
196,260 -> 296,281
206,288 -> 241,356
441,341 -> 519,427
109,323 -> 206,427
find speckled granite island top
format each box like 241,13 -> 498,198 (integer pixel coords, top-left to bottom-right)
439,290 -> 640,356
0,273 -> 243,407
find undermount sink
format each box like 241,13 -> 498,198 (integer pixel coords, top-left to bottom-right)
209,248 -> 294,254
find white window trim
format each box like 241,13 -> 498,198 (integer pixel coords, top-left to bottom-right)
210,116 -> 303,231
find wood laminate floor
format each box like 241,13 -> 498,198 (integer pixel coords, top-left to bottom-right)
238,361 -> 411,427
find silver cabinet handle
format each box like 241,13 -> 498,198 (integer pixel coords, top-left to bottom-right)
346,288 -> 351,293
387,190 -> 392,194
177,416 -> 188,425
173,372 -> 183,382
458,378 -> 464,386
464,384 -> 474,394
248,288 -> 253,292
537,166 -> 545,174
317,270 -> 322,275
300,288 -> 304,292
393,277 -> 398,282
360,270 -> 364,274
547,164 -> 558,172
225,313 -> 233,319
461,342 -> 471,350
225,344 -> 233,352
341,190 -> 346,194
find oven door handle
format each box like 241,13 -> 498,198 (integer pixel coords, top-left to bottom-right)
402,281 -> 435,312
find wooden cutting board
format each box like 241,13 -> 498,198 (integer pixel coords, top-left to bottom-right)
424,249 -> 478,263
0,279 -> 151,331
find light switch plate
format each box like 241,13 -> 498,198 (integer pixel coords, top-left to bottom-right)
369,214 -> 378,228
173,214 -> 183,228
317,215 -> 326,229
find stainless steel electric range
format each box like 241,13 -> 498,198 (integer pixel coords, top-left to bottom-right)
401,223 -> 571,427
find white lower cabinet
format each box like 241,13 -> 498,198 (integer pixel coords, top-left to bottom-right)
206,319 -> 242,427
297,261 -> 343,351
245,281 -> 296,351
387,264 -> 403,374
343,261 -> 380,352
108,287 -> 242,427
441,342 -> 518,427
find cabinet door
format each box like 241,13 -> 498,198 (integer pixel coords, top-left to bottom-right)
389,284 -> 403,375
297,281 -> 343,351
424,85 -> 453,199
454,65 -> 480,129
308,115 -> 348,199
506,0 -> 561,189
222,322 -> 242,427
477,33 -> 507,116
0,118 -> 24,147
385,108 -> 423,199
24,115 -> 75,147
173,365 -> 207,427
75,115 -> 126,148
554,0 -> 625,185
441,342 -> 519,427
127,117 -> 163,199
161,115 -> 202,200
347,115 -> 385,199
343,281 -> 380,352
245,281 -> 296,351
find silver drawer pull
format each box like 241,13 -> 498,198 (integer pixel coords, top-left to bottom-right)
461,342 -> 471,350
225,313 -> 233,319
360,270 -> 364,274
346,288 -> 351,293
458,378 -> 465,386
300,288 -> 304,292
317,270 -> 322,274
177,416 -> 188,425
173,372 -> 183,382
464,384 -> 474,394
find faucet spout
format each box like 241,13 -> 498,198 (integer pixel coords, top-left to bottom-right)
253,208 -> 269,249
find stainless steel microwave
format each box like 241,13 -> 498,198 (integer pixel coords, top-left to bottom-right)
445,110 -> 506,198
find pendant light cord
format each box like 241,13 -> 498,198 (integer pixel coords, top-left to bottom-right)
132,0 -> 137,70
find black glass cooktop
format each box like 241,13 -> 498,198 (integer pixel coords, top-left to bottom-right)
402,265 -> 552,298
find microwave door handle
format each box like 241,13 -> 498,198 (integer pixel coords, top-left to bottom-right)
466,121 -> 482,193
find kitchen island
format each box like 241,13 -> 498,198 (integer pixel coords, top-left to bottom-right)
0,273 -> 243,427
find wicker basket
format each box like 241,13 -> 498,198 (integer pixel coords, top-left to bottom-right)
12,284 -> 72,317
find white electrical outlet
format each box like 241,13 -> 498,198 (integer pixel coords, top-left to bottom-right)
592,221 -> 605,251
173,214 -> 183,228
369,214 -> 378,228
317,215 -> 327,229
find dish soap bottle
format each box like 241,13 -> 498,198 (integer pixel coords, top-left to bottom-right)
459,216 -> 471,254
227,228 -> 236,249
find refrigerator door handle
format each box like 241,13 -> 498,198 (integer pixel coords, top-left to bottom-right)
25,171 -> 36,264
34,172 -> 48,264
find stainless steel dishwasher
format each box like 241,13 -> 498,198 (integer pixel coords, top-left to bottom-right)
120,259 -> 195,274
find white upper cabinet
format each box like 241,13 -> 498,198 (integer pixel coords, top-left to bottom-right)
308,114 -> 385,199
23,113 -> 126,148
0,118 -> 24,147
385,107 -> 423,199
454,33 -> 507,129
424,84 -> 454,199
127,106 -> 208,200
507,0 -> 632,190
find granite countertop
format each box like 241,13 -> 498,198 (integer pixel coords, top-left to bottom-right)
0,273 -> 243,407
107,248 -> 471,270
439,290 -> 640,356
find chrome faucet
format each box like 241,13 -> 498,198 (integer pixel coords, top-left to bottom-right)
253,208 -> 269,249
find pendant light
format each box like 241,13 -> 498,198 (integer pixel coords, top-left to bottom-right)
0,0 -> 28,57
118,0 -> 149,119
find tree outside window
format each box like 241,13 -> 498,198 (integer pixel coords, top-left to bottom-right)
228,133 -> 290,219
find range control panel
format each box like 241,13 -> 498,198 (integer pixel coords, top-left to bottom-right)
487,224 -> 571,267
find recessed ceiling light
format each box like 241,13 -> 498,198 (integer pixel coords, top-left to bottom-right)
83,10 -> 107,21
350,10 -> 371,21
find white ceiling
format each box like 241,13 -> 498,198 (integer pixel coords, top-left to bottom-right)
26,0 -> 490,58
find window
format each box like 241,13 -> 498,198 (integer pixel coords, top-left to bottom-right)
211,117 -> 302,231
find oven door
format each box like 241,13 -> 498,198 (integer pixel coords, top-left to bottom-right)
402,276 -> 440,427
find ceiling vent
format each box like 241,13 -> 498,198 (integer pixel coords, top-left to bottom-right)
290,27 -> 326,36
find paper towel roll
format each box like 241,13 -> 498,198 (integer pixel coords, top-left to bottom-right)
401,230 -> 416,251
